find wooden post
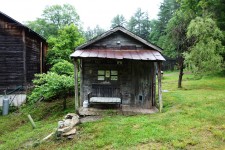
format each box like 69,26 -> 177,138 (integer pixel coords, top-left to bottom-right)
80,59 -> 83,107
74,59 -> 79,111
151,63 -> 156,106
40,42 -> 43,74
157,62 -> 163,112
22,29 -> 27,84
27,114 -> 36,129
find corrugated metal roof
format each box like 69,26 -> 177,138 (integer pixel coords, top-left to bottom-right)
70,49 -> 165,61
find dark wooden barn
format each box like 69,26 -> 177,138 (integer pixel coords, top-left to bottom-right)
71,26 -> 165,112
0,11 -> 47,91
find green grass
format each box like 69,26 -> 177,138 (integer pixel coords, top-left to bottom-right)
0,72 -> 225,150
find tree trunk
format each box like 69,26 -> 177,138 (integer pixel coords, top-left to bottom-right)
178,57 -> 184,88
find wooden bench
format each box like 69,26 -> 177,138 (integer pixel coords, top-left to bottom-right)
88,84 -> 122,104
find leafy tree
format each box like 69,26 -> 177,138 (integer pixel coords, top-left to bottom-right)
84,25 -> 105,41
111,14 -> 126,28
50,60 -> 74,76
149,0 -> 179,44
127,8 -> 151,40
47,24 -> 85,65
184,16 -> 225,75
28,72 -> 74,109
43,4 -> 80,28
26,4 -> 81,38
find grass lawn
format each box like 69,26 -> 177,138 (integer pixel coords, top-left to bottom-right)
0,72 -> 225,150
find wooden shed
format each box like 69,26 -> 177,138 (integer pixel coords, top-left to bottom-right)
0,11 -> 47,91
71,26 -> 165,112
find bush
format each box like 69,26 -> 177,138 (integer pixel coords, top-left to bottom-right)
50,60 -> 74,76
28,72 -> 74,103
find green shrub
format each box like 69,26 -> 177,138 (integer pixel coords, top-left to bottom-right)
50,60 -> 74,76
28,72 -> 74,103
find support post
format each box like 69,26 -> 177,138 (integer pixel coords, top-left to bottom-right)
74,59 -> 79,111
22,29 -> 27,84
40,42 -> 43,74
151,63 -> 156,106
157,62 -> 163,112
80,59 -> 83,107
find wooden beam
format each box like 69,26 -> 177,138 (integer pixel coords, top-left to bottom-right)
151,63 -> 156,106
80,59 -> 83,107
74,59 -> 79,110
22,29 -> 27,85
40,42 -> 43,74
157,62 -> 163,112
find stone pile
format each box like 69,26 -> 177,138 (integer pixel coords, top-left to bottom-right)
56,113 -> 80,139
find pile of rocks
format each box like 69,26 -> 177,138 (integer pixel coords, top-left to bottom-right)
56,113 -> 80,139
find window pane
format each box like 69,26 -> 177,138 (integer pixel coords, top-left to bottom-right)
111,70 -> 118,75
98,76 -> 105,80
98,70 -> 105,75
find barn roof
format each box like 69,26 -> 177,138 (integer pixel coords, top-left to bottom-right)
71,26 -> 165,61
0,11 -> 46,42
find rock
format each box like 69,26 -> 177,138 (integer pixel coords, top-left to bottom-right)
62,128 -> 76,136
58,126 -> 73,133
78,107 -> 100,116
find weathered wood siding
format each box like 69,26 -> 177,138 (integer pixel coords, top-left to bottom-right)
85,31 -> 150,50
81,58 -> 154,108
0,15 -> 46,90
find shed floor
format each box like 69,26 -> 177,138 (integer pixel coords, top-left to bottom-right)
78,105 -> 158,116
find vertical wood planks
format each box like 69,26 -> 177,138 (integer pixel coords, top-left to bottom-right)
157,62 -> 163,112
74,59 -> 79,110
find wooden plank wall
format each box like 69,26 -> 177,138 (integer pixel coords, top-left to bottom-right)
0,18 -> 44,91
82,58 -> 154,108
0,24 -> 24,90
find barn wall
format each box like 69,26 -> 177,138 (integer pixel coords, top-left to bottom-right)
0,22 -> 24,89
81,58 -> 154,108
0,16 -> 46,90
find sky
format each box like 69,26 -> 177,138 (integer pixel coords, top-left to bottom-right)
0,0 -> 163,30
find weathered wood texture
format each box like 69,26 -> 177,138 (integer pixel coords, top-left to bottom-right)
84,31 -> 150,50
75,29 -> 163,109
81,58 -> 155,109
0,14 -> 47,90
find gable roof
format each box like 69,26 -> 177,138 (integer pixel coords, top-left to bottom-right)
71,26 -> 165,61
76,26 -> 162,52
0,11 -> 46,42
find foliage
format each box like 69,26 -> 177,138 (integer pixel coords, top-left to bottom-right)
149,0 -> 179,45
46,24 -> 85,65
28,72 -> 74,103
84,25 -> 105,41
42,4 -> 80,28
1,72 -> 225,149
127,8 -> 151,40
50,60 -> 74,76
26,4 -> 81,38
111,14 -> 126,28
184,16 -> 225,75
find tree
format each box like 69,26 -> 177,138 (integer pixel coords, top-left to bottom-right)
84,25 -> 105,41
47,24 -> 85,65
127,8 -> 151,40
149,0 -> 179,44
184,16 -> 225,75
26,4 -> 81,38
111,14 -> 126,28
42,4 -> 80,28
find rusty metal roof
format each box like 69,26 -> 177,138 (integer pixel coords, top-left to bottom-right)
70,49 -> 165,61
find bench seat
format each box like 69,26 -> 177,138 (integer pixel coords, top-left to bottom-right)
90,97 -> 121,103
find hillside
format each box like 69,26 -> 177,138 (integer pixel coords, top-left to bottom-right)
0,72 -> 225,150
